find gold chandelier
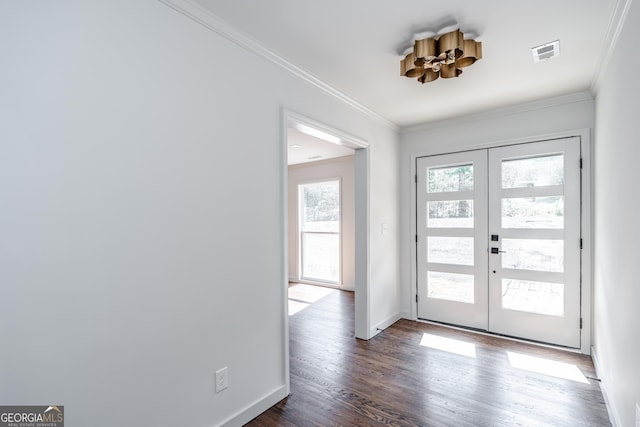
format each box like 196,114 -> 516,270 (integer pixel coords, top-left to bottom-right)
400,28 -> 482,84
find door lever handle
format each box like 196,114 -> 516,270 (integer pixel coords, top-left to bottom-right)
490,247 -> 506,254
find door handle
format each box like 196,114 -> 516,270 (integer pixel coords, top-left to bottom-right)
490,247 -> 506,254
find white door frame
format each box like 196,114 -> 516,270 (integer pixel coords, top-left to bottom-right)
409,129 -> 592,354
281,109 -> 370,393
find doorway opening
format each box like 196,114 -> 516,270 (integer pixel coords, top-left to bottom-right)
282,110 -> 370,350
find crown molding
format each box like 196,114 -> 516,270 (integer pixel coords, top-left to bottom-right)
591,0 -> 633,94
401,91 -> 594,134
158,0 -> 399,132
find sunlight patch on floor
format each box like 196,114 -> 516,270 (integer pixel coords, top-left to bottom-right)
419,333 -> 477,358
288,300 -> 310,316
288,284 -> 336,315
289,283 -> 336,302
507,351 -> 589,383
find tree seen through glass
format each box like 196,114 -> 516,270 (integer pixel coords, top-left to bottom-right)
302,181 -> 340,232
428,164 -> 473,193
427,165 -> 474,227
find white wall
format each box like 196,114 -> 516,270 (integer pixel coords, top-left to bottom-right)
399,95 -> 595,321
288,156 -> 355,290
367,123 -> 402,336
0,1 -> 400,426
592,1 -> 640,425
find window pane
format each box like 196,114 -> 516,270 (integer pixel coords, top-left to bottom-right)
299,180 -> 340,283
428,271 -> 474,304
427,200 -> 474,228
502,279 -> 564,317
502,196 -> 564,229
502,239 -> 564,272
428,164 -> 473,193
502,154 -> 564,189
428,237 -> 474,266
301,181 -> 340,232
302,232 -> 339,283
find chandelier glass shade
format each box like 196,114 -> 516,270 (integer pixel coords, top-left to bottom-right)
401,29 -> 482,84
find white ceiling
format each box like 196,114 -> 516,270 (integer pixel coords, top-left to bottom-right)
287,128 -> 354,166
192,0 -> 619,129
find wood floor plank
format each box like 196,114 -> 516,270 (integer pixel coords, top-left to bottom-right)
246,289 -> 610,426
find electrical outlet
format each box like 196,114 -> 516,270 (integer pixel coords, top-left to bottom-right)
635,403 -> 640,427
215,367 -> 228,393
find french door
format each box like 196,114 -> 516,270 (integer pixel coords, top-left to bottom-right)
416,138 -> 582,348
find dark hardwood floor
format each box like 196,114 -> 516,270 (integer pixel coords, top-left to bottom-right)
247,288 -> 610,426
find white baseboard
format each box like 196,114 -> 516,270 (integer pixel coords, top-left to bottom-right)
219,385 -> 288,427
370,312 -> 403,338
591,346 -> 621,427
400,310 -> 412,320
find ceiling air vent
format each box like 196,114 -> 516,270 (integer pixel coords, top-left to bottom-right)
532,40 -> 560,63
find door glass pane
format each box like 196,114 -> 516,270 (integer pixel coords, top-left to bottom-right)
428,200 -> 474,228
428,271 -> 474,304
502,279 -> 564,317
502,196 -> 564,229
428,237 -> 474,265
428,164 -> 473,192
502,239 -> 564,272
502,154 -> 564,189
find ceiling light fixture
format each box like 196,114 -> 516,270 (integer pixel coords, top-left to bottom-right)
400,27 -> 482,84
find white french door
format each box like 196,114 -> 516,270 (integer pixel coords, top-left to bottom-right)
417,137 -> 582,348
416,150 -> 488,330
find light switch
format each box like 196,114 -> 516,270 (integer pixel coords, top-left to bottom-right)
381,223 -> 388,235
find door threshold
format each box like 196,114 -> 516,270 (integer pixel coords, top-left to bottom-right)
416,318 -> 583,354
